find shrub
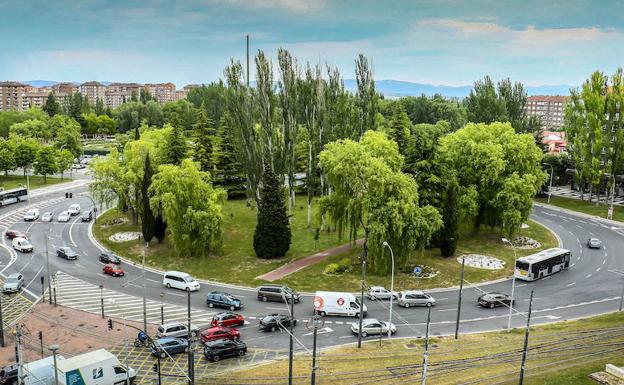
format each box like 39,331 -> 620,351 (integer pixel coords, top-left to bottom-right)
324,263 -> 341,275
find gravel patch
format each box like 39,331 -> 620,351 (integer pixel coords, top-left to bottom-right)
109,231 -> 141,243
458,254 -> 505,270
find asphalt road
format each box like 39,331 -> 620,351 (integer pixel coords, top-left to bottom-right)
2,179 -> 624,354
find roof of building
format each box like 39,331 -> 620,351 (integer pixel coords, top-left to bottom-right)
80,81 -> 104,86
527,95 -> 569,103
0,81 -> 27,87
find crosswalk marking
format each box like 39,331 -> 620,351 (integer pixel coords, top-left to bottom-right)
53,271 -> 218,328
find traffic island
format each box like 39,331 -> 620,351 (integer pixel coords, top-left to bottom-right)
591,365 -> 624,385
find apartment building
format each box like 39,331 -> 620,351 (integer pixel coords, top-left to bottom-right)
25,91 -> 49,109
105,82 -> 142,109
524,95 -> 568,130
143,82 -> 177,104
0,81 -> 29,111
79,81 -> 106,104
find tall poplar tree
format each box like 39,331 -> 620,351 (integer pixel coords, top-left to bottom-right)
140,152 -> 155,245
355,54 -> 377,139
193,108 -> 216,172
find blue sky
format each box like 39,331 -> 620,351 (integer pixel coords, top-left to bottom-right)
1,0 -> 623,87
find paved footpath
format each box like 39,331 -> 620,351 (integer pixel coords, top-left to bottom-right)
257,239 -> 363,281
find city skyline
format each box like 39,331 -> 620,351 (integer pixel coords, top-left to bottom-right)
1,0 -> 623,87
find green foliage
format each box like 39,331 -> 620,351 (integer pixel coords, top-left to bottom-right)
253,167 -> 292,259
395,94 -> 467,131
42,92 -> 61,117
149,159 -> 226,257
355,54 -> 378,138
192,108 -> 216,172
9,136 -> 39,175
388,104 -> 411,156
10,119 -> 51,140
56,149 -> 75,179
163,124 -> 187,165
439,122 -> 547,236
439,180 -> 459,257
0,109 -> 48,138
140,152 -> 155,244
319,130 -> 442,273
213,114 -> 245,197
163,99 -> 197,132
464,76 -> 507,124
0,139 -> 16,176
83,113 -> 117,136
186,82 -> 227,124
324,257 -> 352,275
34,146 -> 58,182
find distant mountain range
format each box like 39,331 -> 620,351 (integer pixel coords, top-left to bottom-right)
22,79 -> 574,98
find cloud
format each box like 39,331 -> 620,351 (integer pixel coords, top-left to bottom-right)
29,49 -> 146,67
222,0 -> 327,13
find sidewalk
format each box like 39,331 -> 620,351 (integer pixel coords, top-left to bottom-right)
256,239 -> 363,281
550,185 -> 624,206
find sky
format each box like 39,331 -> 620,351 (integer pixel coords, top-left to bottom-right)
1,0 -> 623,87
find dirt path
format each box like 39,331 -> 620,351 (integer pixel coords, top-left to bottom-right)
256,239 -> 363,281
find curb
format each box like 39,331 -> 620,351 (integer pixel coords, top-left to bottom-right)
534,202 -> 624,228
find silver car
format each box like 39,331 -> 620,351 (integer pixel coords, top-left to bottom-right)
156,322 -> 199,339
397,290 -> 436,308
57,211 -> 71,222
351,318 -> 396,337
41,212 -> 53,222
2,273 -> 24,293
367,286 -> 398,300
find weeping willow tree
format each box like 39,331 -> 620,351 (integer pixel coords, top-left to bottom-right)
318,130 -> 442,274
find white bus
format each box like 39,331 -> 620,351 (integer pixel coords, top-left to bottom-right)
0,187 -> 28,206
515,247 -> 571,281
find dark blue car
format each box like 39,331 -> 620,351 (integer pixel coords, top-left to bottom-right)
151,337 -> 189,358
206,292 -> 243,311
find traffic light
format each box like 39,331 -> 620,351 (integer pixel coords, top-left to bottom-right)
69,192 -> 73,198
107,318 -> 113,330
152,363 -> 159,373
65,193 -> 69,198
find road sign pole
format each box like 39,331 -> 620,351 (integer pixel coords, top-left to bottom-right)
454,256 -> 465,339
288,293 -> 295,385
0,295 -> 5,347
311,323 -> 318,385
100,285 -> 105,318
421,306 -> 432,385
519,291 -> 534,385
619,277 -> 624,312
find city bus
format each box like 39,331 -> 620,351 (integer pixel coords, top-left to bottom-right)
0,187 -> 28,206
514,247 -> 571,281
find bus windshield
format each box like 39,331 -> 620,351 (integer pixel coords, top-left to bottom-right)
516,261 -> 530,271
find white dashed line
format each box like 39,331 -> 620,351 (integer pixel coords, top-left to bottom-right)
566,282 -> 576,287
585,274 -> 592,279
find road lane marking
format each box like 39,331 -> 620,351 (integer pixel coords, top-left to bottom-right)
603,259 -> 607,265
585,274 -> 592,279
566,282 -> 576,287
596,267 -> 601,272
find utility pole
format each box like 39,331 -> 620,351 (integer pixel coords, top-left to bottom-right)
50,344 -> 60,385
160,292 -> 165,325
16,325 -> 23,385
142,252 -> 147,333
454,256 -> 465,339
187,290 -> 194,385
619,277 -> 624,312
40,276 -> 45,302
157,352 -> 162,385
0,294 -> 4,347
420,306 -> 432,385
307,316 -> 323,385
357,233 -> 369,349
38,331 -> 44,358
46,234 -> 52,304
502,238 -> 518,331
288,293 -> 295,385
100,285 -> 105,318
246,34 -> 250,88
519,291 -> 534,385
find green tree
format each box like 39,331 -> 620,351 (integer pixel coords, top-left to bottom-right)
164,124 -> 187,165
140,152 -> 155,244
154,213 -> 167,243
213,114 -> 245,197
57,149 -> 74,180
0,139 -> 16,177
319,131 -> 442,273
253,167 -> 292,259
186,82 -> 227,124
42,92 -> 61,117
192,108 -> 216,172
464,76 -> 507,124
140,88 -> 153,103
163,100 -> 197,132
439,179 -> 459,257
55,123 -> 82,158
355,54 -> 378,138
10,119 -> 51,140
9,136 -> 39,177
34,146 -> 58,183
149,159 -> 226,256
95,98 -> 105,116
388,104 -> 411,156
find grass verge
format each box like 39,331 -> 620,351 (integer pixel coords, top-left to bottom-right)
0,175 -> 66,190
535,195 -> 624,223
214,312 -> 624,385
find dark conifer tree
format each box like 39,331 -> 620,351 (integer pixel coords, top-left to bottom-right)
140,152 -> 155,244
253,167 -> 291,258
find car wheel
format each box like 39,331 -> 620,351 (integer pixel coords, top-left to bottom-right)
320,311 -> 326,317
235,335 -> 240,340
370,296 -> 376,301
293,320 -> 297,326
489,303 -> 495,309
361,331 -> 367,338
230,306 -> 235,311
166,283 -> 171,288
426,302 -> 432,307
160,352 -> 166,359
262,296 -> 268,302
184,347 -> 189,353
208,303 -> 214,308
271,326 -> 276,332
238,350 -> 245,357
213,355 -> 220,362
355,313 -> 359,318
404,303 -> 410,308
186,287 -> 190,292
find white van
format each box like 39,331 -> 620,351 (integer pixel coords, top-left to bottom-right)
163,271 -> 200,292
12,237 -> 33,252
314,291 -> 367,317
68,203 -> 81,215
23,208 -> 40,221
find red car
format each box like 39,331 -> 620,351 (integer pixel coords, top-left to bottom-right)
211,312 -> 245,328
5,230 -> 27,240
103,264 -> 125,277
200,326 -> 240,343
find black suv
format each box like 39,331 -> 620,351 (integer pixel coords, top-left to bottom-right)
257,284 -> 301,303
206,292 -> 242,311
203,339 -> 247,362
259,314 -> 296,332
57,247 -> 78,260
99,252 -> 121,264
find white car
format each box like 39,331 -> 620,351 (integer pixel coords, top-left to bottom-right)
57,211 -> 71,222
350,319 -> 397,337
367,286 -> 398,301
163,271 -> 201,292
12,237 -> 33,252
68,204 -> 81,215
23,208 -> 40,221
41,212 -> 53,222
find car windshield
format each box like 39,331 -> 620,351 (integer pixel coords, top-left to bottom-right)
7,277 -> 17,283
27,210 -> 36,215
183,276 -> 195,283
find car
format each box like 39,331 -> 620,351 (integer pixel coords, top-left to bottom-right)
23,209 -> 39,221
587,238 -> 602,249
103,264 -> 125,277
2,273 -> 24,293
478,293 -> 514,309
151,337 -> 189,358
57,211 -> 71,222
206,292 -> 242,311
203,339 -> 247,362
200,326 -> 240,343
156,322 -> 200,339
350,318 -> 397,337
258,314 -> 296,332
81,210 -> 93,222
367,286 -> 398,301
0,364 -> 18,385
211,312 -> 245,328
396,290 -> 436,308
257,284 -> 301,303
163,271 -> 200,292
99,251 -> 121,264
12,238 -> 33,253
41,212 -> 53,222
5,230 -> 27,240
68,204 -> 81,216
71,163 -> 86,169
56,247 -> 78,260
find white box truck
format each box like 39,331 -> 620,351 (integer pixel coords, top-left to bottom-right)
22,356 -> 59,385
57,349 -> 136,385
313,291 -> 367,317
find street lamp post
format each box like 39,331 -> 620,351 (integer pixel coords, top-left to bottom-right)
502,238 -> 517,331
543,163 -> 554,204
49,344 -> 60,385
382,241 -> 395,339
99,285 -> 105,318
46,233 -> 52,304
160,292 -> 165,324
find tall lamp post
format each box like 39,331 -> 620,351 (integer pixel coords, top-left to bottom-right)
382,241 -> 395,339
49,344 -> 60,385
543,163 -> 554,204
502,238 -> 517,331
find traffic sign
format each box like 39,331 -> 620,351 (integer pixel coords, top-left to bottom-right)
413,266 -> 423,276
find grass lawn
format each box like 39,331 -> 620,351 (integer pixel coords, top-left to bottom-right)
94,193 -> 557,291
0,174 -> 66,191
218,312 -> 624,385
535,195 -> 624,223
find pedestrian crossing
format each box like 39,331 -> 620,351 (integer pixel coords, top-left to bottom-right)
550,186 -> 624,205
53,271 -> 219,329
0,197 -> 66,228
